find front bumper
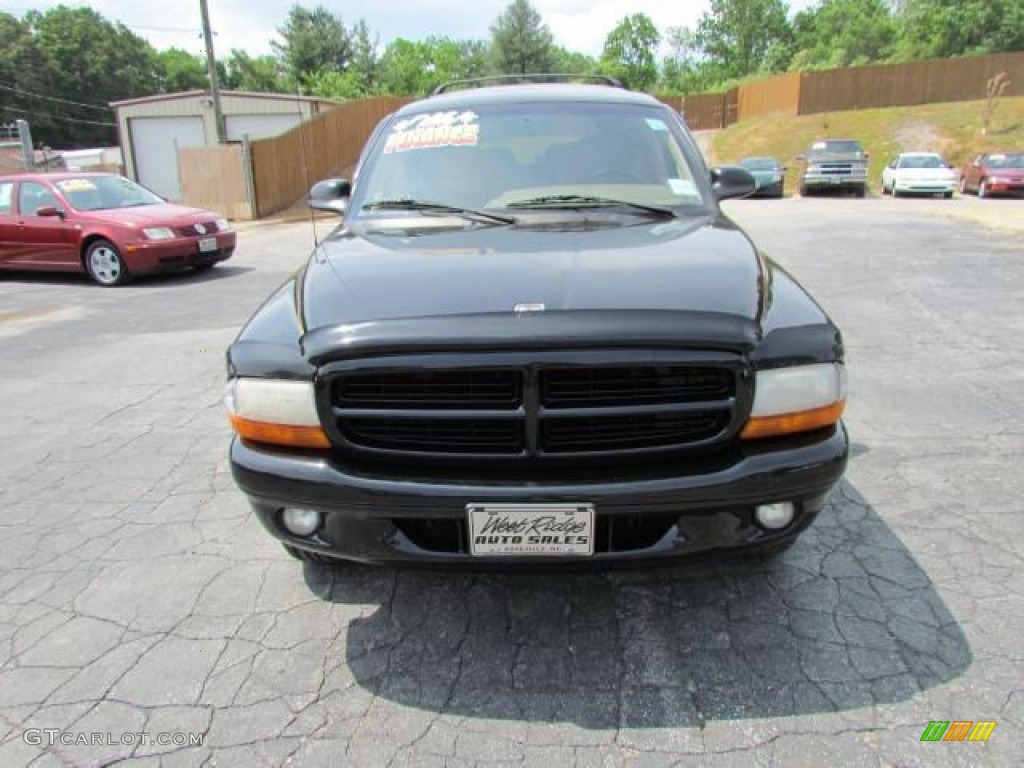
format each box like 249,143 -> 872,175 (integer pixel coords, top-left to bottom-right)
231,423 -> 848,567
123,232 -> 237,273
894,180 -> 956,194
752,180 -> 784,197
986,181 -> 1024,195
802,174 -> 867,189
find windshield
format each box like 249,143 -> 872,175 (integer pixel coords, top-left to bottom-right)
351,102 -> 708,219
740,158 -> 779,171
55,176 -> 163,211
808,140 -> 863,157
899,155 -> 944,169
985,153 -> 1024,169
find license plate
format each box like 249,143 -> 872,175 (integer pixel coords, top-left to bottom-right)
467,503 -> 594,556
198,237 -> 217,253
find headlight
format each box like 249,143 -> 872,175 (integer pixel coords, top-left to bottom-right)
142,227 -> 175,240
215,218 -> 231,232
225,378 -> 330,449
990,177 -> 1009,184
741,363 -> 846,440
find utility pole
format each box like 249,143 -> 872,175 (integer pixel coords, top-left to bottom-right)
199,0 -> 227,143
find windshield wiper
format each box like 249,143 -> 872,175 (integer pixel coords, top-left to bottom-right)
362,199 -> 515,225
505,195 -> 677,219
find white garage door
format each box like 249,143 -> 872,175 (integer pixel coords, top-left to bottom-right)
130,116 -> 206,202
225,113 -> 303,142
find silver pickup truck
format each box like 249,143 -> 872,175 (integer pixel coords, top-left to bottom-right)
799,139 -> 868,197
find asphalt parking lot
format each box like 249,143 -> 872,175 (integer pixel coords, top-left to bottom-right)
1,196 -> 1022,767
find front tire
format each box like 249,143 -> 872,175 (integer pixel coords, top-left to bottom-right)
854,184 -> 867,198
978,179 -> 989,198
84,240 -> 129,286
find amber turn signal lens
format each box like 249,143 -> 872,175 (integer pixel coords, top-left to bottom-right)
230,414 -> 331,449
740,401 -> 845,440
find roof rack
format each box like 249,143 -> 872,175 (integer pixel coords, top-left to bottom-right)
432,73 -> 625,96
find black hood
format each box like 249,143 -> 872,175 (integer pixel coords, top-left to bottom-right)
302,215 -> 764,331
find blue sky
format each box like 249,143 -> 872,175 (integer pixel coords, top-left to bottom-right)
12,1 -> 819,58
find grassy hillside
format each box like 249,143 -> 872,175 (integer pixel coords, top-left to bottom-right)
711,97 -> 1024,187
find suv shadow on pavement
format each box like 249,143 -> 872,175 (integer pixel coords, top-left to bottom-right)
303,481 -> 970,729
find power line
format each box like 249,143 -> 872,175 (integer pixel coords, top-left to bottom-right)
0,82 -> 112,112
0,105 -> 116,127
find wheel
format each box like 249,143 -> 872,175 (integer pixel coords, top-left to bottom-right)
799,183 -> 809,197
959,176 -> 969,195
881,181 -> 890,196
978,179 -> 989,198
283,544 -> 336,565
944,191 -> 953,199
84,239 -> 129,286
854,184 -> 867,198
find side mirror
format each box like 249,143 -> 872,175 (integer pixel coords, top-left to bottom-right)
36,205 -> 64,218
309,178 -> 351,215
710,166 -> 757,201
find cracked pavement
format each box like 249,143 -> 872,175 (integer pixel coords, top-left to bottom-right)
0,199 -> 1021,766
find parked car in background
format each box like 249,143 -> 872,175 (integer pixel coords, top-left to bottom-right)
881,152 -> 956,198
798,139 -> 868,197
960,152 -> 1024,198
226,77 -> 848,570
739,157 -> 786,197
0,172 -> 235,285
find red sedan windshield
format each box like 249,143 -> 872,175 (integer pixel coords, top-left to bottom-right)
54,176 -> 163,211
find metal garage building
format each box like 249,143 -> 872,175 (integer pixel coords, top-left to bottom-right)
110,90 -> 339,202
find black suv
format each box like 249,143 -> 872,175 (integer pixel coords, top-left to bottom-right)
227,76 -> 848,568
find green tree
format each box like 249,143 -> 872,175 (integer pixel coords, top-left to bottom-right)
894,0 -> 1024,58
790,0 -> 896,70
378,37 -> 490,96
695,0 -> 791,79
20,7 -> 159,147
156,48 -> 208,92
660,26 -> 718,93
348,19 -> 380,94
551,46 -> 597,75
272,4 -> 351,85
600,13 -> 661,90
224,51 -> 286,92
490,0 -> 554,74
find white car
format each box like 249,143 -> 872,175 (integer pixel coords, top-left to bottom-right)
882,152 -> 957,198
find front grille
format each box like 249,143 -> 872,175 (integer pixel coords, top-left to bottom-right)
335,370 -> 519,410
174,221 -> 218,237
325,358 -> 741,461
542,366 -> 731,408
340,417 -> 524,454
541,411 -> 729,453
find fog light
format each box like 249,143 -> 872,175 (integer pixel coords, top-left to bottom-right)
282,508 -> 322,537
755,502 -> 795,530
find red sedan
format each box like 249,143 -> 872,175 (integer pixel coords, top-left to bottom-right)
0,172 -> 236,286
959,152 -> 1024,198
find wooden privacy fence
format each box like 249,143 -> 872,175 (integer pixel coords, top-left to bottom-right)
178,144 -> 252,220
672,51 -> 1024,131
798,51 -> 1024,114
250,96 -> 409,217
